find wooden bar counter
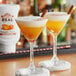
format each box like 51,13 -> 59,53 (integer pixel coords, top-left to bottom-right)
0,53 -> 76,76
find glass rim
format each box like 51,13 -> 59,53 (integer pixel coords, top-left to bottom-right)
15,16 -> 48,22
45,12 -> 70,16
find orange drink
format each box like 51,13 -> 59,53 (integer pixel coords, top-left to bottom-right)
46,20 -> 66,36
18,23 -> 44,42
45,12 -> 70,36
16,16 -> 47,42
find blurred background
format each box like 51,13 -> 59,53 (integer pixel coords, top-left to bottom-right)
0,0 -> 76,49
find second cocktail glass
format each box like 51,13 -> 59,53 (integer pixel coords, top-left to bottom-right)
15,16 -> 50,76
39,12 -> 71,71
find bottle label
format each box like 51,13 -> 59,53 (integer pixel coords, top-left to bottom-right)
0,13 -> 16,36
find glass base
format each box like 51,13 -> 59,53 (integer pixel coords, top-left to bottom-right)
39,60 -> 71,71
16,67 -> 50,76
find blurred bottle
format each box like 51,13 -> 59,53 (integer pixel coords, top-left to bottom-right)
52,0 -> 66,11
42,0 -> 53,12
55,0 -> 66,11
19,0 -> 31,16
33,0 -> 39,16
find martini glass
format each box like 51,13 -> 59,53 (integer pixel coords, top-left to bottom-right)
39,12 -> 71,71
15,16 -> 50,76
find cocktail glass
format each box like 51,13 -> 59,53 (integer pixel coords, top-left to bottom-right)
39,12 -> 71,71
15,16 -> 50,76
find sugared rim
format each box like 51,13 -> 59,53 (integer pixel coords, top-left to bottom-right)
44,12 -> 70,21
46,12 -> 70,16
16,16 -> 47,22
16,16 -> 48,27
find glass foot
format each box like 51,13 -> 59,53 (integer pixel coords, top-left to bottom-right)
39,60 -> 71,71
16,67 -> 50,76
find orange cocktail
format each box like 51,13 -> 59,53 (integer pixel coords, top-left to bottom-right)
39,12 -> 71,71
18,23 -> 44,42
16,16 -> 47,42
46,12 -> 69,36
46,20 -> 66,36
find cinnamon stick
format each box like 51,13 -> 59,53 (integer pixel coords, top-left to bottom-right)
68,5 -> 74,14
41,10 -> 48,17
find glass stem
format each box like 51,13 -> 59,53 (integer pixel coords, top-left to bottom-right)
29,42 -> 35,72
52,34 -> 59,65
